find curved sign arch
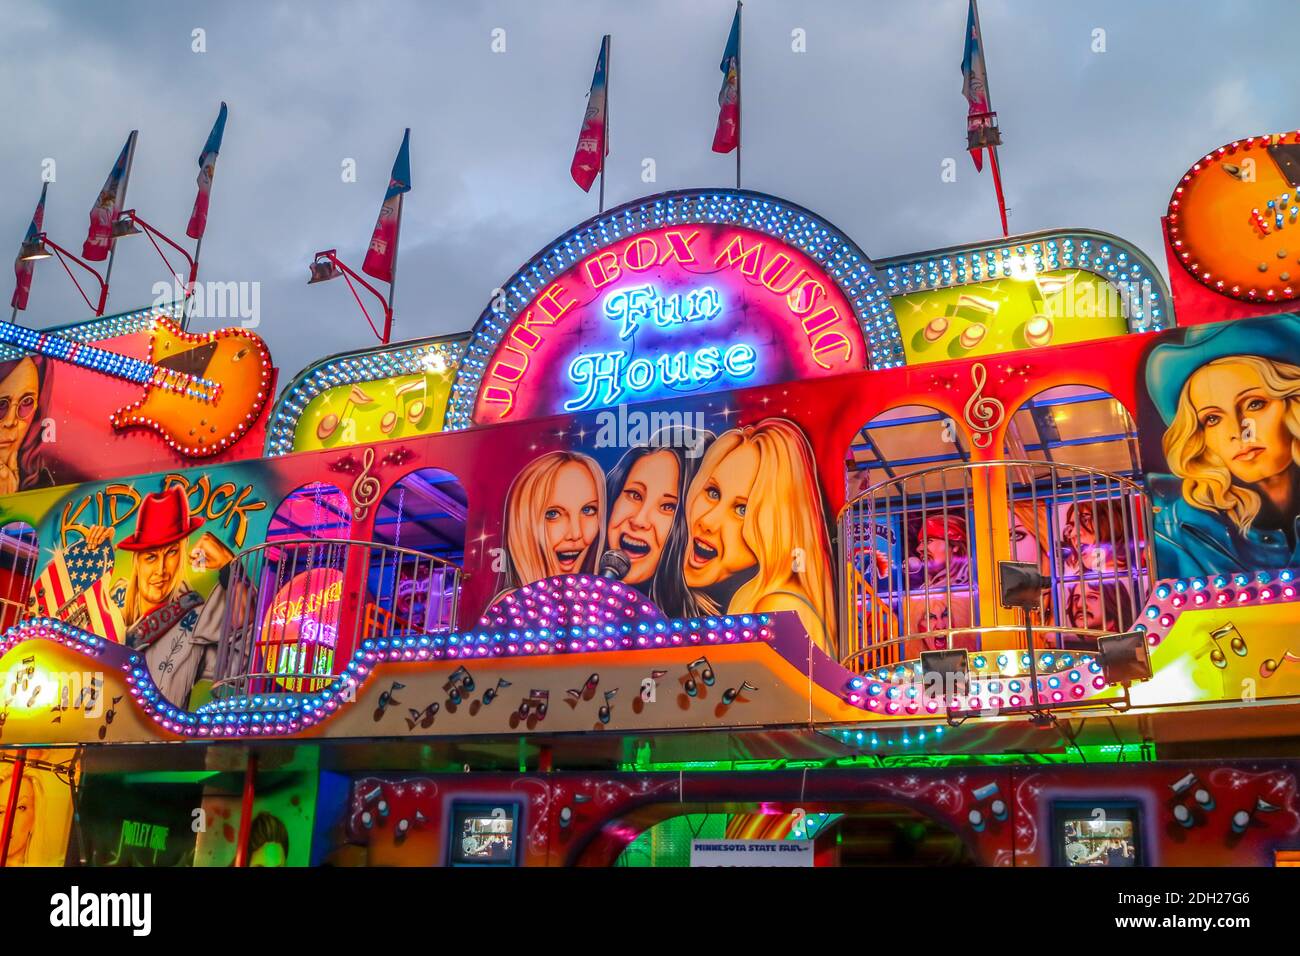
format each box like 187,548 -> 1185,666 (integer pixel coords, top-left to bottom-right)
447,189 -> 899,428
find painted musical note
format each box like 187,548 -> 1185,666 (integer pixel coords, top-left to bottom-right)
394,377 -> 429,429
962,362 -> 1005,448
720,680 -> 758,706
1169,771 -> 1214,828
566,673 -> 599,702
1232,796 -> 1280,834
350,446 -> 381,520
517,689 -> 549,721
374,680 -> 406,721
481,678 -> 512,706
967,781 -> 1009,831
683,657 -> 715,697
598,689 -> 618,725
443,666 -> 475,706
1259,649 -> 1300,679
405,701 -> 439,730
316,384 -> 375,441
97,696 -> 122,741
1207,623 -> 1248,669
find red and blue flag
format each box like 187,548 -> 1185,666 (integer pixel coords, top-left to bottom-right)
187,102 -> 228,240
82,131 -> 136,261
362,128 -> 411,284
712,7 -> 741,154
11,183 -> 47,311
961,0 -> 994,171
570,36 -> 609,192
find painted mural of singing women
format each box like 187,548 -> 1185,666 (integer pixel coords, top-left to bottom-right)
1146,316 -> 1300,578
679,418 -> 837,655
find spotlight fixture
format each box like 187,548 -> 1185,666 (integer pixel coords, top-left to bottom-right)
1097,630 -> 1152,686
18,238 -> 50,262
308,251 -> 342,284
999,560 -> 1050,612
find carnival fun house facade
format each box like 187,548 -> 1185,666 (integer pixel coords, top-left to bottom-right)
5,132 -> 1300,868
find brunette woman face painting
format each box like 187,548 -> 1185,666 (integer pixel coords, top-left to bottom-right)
683,440 -> 759,587
607,449 -> 681,585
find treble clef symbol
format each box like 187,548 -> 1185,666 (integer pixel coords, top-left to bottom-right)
351,446 -> 381,520
963,362 -> 1004,448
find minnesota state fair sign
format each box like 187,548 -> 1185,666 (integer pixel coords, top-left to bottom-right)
447,190 -> 899,427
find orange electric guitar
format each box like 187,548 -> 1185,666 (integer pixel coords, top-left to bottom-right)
1167,130 -> 1300,303
0,316 -> 273,457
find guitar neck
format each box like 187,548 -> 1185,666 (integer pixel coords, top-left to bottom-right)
0,320 -> 220,402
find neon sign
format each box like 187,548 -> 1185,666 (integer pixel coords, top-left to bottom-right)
467,221 -> 870,423
561,283 -> 757,411
603,284 -> 722,339
565,344 -> 758,412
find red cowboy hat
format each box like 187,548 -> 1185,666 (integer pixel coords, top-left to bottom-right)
117,486 -> 204,552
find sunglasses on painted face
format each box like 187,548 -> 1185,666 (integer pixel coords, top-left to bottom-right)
0,395 -> 36,422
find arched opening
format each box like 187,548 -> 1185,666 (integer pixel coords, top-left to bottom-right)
362,468 -> 467,640
0,521 -> 38,630
609,802 -> 975,867
1001,386 -> 1148,645
842,405 -> 977,669
266,482 -> 353,542
373,467 -> 467,563
216,483 -> 353,697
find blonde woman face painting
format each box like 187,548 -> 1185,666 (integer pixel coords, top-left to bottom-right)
545,461 -> 601,574
1163,355 -> 1300,531
681,419 -> 837,655
684,441 -> 759,587
1186,360 -> 1294,485
503,451 -> 605,588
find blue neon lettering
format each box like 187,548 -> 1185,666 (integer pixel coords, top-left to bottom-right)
723,342 -> 757,378
565,344 -> 760,412
565,351 -> 626,411
601,284 -> 723,341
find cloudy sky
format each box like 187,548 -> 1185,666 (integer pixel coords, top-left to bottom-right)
1,0 -> 1296,383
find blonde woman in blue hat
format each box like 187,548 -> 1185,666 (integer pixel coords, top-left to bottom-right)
1146,315 -> 1300,578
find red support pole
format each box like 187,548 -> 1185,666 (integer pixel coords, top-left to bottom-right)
987,147 -> 1010,238
0,752 -> 28,867
232,752 -> 258,867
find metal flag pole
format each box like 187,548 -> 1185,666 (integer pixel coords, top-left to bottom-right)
102,130 -> 139,312
388,190 -> 403,340
970,0 -> 1009,237
599,34 -> 610,214
735,1 -> 743,190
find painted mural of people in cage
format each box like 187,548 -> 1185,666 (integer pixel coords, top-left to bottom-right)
1144,315 -> 1300,579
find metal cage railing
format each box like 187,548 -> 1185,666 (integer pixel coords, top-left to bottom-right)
837,459 -> 1153,674
211,537 -> 461,700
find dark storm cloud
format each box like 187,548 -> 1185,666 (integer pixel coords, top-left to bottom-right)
1,0 -> 1297,383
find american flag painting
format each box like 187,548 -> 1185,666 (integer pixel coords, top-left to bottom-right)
28,540 -> 124,643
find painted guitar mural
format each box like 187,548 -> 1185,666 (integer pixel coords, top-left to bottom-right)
0,316 -> 272,458
1167,129 -> 1300,303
